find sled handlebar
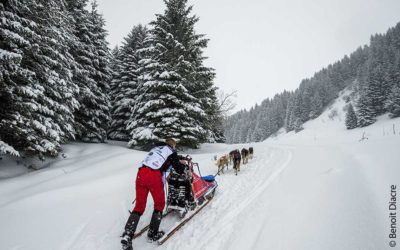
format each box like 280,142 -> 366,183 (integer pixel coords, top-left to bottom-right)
192,162 -> 202,177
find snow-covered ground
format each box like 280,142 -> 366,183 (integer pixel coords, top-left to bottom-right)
0,93 -> 399,250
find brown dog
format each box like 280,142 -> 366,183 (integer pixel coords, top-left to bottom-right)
216,155 -> 229,175
229,150 -> 236,165
241,148 -> 249,164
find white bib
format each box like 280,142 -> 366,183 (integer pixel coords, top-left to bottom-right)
141,146 -> 174,170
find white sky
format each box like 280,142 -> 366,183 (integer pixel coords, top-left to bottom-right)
96,0 -> 400,112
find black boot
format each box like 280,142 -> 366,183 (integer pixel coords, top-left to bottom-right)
147,210 -> 165,242
121,211 -> 141,250
185,182 -> 196,211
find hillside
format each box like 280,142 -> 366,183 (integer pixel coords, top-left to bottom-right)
224,21 -> 400,144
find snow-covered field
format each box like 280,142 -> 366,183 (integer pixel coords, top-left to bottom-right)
0,94 -> 399,250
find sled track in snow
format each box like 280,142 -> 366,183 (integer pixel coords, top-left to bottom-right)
165,146 -> 293,250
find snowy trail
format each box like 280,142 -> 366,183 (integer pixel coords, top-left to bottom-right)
232,141 -> 392,250
165,146 -> 293,250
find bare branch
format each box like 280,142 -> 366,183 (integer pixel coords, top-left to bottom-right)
218,90 -> 237,116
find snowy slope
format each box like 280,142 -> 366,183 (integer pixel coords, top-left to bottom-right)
0,92 -> 399,250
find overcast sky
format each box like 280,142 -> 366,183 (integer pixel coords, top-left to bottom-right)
96,0 -> 400,112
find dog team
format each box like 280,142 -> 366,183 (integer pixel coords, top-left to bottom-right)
215,147 -> 254,176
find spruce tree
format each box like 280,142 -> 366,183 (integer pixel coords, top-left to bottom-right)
109,25 -> 147,141
356,92 -> 376,127
0,0 -> 34,156
109,45 -> 122,105
0,139 -> 19,156
309,91 -> 323,119
293,118 -> 304,133
1,0 -> 79,158
386,84 -> 400,118
70,0 -> 111,142
364,64 -> 386,116
345,104 -> 358,129
284,100 -> 294,132
128,0 -> 213,149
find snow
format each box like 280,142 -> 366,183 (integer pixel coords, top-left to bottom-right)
0,93 -> 399,250
0,141 -> 19,157
0,48 -> 22,61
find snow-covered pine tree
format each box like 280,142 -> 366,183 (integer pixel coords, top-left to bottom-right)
109,45 -> 122,103
345,103 -> 358,129
0,139 -> 19,156
1,0 -> 80,158
284,99 -> 294,132
299,81 -> 312,122
88,1 -> 112,139
356,90 -> 376,127
260,115 -> 272,140
356,46 -> 387,128
293,118 -> 304,133
108,25 -> 148,141
253,117 -> 265,142
177,9 -> 222,142
285,93 -> 302,132
128,0 -> 212,149
309,91 -> 323,119
68,0 -> 111,142
28,0 -> 80,154
363,43 -> 388,116
386,84 -> 400,118
385,50 -> 400,118
163,0 -> 221,143
195,66 -> 223,142
0,0 -> 35,156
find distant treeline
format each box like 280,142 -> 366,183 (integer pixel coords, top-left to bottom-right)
224,22 -> 400,143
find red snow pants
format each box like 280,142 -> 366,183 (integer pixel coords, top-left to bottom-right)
133,166 -> 165,215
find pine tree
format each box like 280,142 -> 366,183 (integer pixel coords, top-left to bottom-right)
29,0 -> 80,153
365,64 -> 386,116
293,118 -> 304,133
70,0 -> 111,142
1,0 -> 79,158
0,0 -> 35,154
386,84 -> 400,118
109,25 -> 147,141
109,45 -> 122,102
0,139 -> 19,156
128,0 -> 213,149
309,91 -> 323,119
284,100 -> 294,132
356,91 -> 376,127
345,104 -> 358,129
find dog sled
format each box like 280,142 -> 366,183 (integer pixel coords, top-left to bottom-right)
133,157 -> 217,245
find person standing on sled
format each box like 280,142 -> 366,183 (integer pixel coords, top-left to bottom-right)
121,138 -> 185,249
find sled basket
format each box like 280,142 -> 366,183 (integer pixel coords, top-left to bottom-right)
192,172 -> 217,200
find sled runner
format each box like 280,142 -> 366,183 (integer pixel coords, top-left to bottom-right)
158,196 -> 213,244
132,158 -> 217,243
158,160 -> 217,244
